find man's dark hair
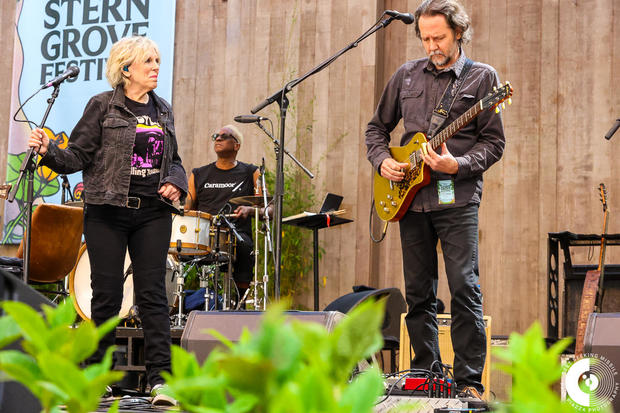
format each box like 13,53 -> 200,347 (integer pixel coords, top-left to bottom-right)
414,0 -> 472,45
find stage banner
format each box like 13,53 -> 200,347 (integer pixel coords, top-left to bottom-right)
2,0 -> 176,244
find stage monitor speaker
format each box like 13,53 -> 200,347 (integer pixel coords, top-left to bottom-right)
583,312 -> 620,411
324,287 -> 406,341
0,270 -> 54,413
181,310 -> 345,363
399,313 -> 492,400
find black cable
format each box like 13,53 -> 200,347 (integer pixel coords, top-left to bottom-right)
12,86 -> 45,128
369,199 -> 388,243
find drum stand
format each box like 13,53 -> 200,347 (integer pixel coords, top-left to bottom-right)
239,164 -> 273,311
211,216 -> 236,311
172,241 -> 186,328
240,207 -> 271,310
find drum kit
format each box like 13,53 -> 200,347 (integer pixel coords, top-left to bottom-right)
68,195 -> 273,328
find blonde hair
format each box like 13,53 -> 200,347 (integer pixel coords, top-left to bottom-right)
106,36 -> 160,88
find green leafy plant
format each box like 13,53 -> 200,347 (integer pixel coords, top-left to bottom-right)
161,299 -> 386,413
0,298 -> 122,413
493,322 -> 595,413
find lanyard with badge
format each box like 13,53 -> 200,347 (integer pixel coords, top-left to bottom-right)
426,58 -> 473,205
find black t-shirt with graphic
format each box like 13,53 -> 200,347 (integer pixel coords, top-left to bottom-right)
192,161 -> 258,234
125,96 -> 164,197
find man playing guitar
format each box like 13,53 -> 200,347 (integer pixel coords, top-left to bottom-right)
365,0 -> 506,399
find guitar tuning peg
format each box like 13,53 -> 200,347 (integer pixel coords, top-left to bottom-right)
493,86 -> 498,92
495,106 -> 500,114
501,102 -> 506,109
508,98 -> 512,105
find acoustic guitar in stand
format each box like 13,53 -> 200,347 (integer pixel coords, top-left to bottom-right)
373,82 -> 513,222
574,183 -> 609,357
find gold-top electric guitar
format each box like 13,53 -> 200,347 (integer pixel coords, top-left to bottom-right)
373,82 -> 513,222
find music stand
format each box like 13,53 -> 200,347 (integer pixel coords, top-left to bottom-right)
283,195 -> 352,310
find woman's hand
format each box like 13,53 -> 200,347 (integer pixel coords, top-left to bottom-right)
28,128 -> 49,156
159,183 -> 181,202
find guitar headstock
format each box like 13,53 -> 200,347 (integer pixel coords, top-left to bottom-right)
599,183 -> 608,212
0,184 -> 12,200
482,82 -> 514,113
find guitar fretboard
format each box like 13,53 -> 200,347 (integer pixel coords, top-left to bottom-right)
430,101 -> 483,150
407,101 -> 484,165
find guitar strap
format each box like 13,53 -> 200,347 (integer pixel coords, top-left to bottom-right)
426,58 -> 474,139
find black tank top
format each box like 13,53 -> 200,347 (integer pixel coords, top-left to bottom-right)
192,161 -> 258,234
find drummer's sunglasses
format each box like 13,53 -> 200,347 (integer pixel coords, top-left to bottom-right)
211,133 -> 238,143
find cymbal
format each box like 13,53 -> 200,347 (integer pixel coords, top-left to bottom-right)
229,195 -> 272,207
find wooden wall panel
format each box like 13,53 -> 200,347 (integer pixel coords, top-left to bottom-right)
0,1 -> 17,229
0,0 -> 618,335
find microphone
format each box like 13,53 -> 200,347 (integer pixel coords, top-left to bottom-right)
385,10 -> 414,24
604,119 -> 619,140
234,114 -> 268,123
43,66 -> 80,89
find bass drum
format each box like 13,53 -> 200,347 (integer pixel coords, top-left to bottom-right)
69,244 -> 176,321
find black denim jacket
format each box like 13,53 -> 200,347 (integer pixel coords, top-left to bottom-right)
40,85 -> 188,207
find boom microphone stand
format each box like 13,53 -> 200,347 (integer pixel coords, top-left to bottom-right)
250,13 -> 401,299
8,84 -> 62,282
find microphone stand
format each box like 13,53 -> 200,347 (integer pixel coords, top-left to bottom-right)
251,14 -> 398,299
60,175 -> 75,204
255,121 -> 314,179
8,84 -> 62,282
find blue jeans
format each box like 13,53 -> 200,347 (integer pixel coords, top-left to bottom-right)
84,202 -> 172,387
399,204 -> 486,392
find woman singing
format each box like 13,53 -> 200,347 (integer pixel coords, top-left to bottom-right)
28,36 -> 187,406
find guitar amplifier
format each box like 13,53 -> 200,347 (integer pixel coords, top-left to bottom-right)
399,313 -> 492,400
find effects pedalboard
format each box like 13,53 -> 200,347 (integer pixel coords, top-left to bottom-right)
384,375 -> 455,398
402,376 -> 454,398
377,376 -> 489,412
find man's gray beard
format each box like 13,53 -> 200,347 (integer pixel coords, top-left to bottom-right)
430,53 -> 450,68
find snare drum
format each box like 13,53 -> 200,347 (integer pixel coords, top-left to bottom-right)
69,244 -> 177,321
169,211 -> 212,255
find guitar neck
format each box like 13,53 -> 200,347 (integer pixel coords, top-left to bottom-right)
598,211 -> 609,273
429,101 -> 484,149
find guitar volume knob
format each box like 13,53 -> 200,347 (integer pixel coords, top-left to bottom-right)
386,195 -> 393,200
379,201 -> 386,207
391,201 -> 397,206
383,207 -> 390,213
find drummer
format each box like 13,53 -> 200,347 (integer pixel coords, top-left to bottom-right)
185,124 -> 270,300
